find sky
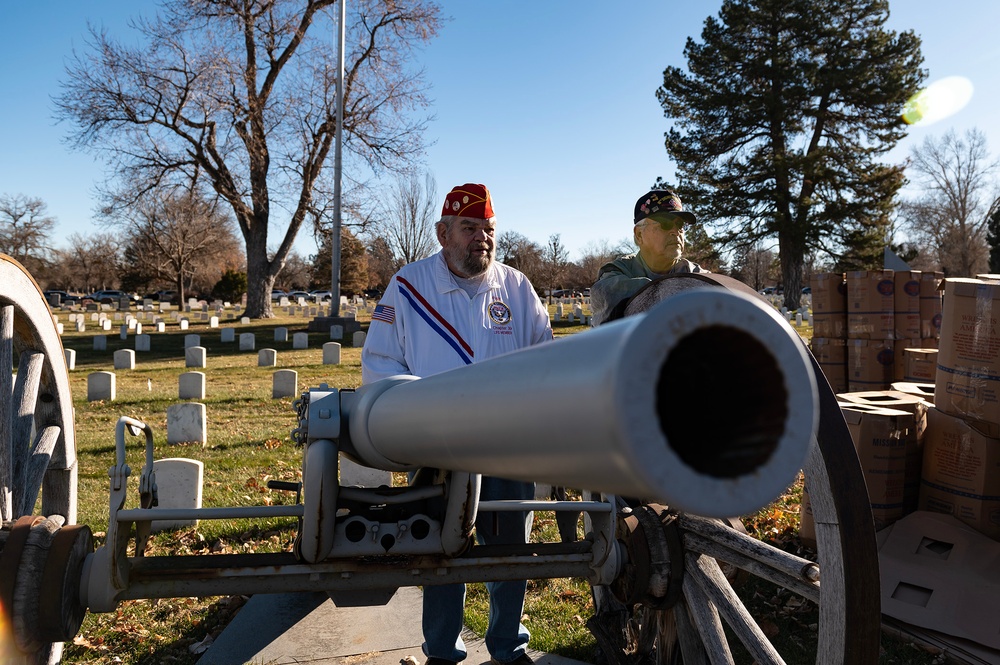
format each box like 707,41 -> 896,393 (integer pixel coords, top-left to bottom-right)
2,1 -> 1000,263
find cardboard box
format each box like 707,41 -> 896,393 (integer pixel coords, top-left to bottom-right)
847,270 -> 895,339
812,312 -> 847,339
810,337 -> 847,393
934,278 -> 1000,427
879,511 -> 1000,652
810,272 -> 847,313
840,403 -> 912,529
847,338 -> 893,391
838,391 -> 927,514
894,271 -> 921,340
891,381 -> 936,404
919,406 -> 1000,541
920,271 -> 943,339
904,348 -> 938,383
892,338 -> 921,382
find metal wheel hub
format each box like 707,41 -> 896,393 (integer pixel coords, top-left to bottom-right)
611,503 -> 685,610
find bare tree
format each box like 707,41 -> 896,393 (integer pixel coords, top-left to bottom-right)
56,0 -> 441,318
730,242 -> 778,292
53,232 -> 122,293
901,128 -> 999,277
574,239 -> 632,285
116,189 -> 243,304
365,236 -> 398,290
496,231 -> 544,286
540,234 -> 570,300
279,252 -> 313,291
0,194 -> 56,274
377,171 -> 439,266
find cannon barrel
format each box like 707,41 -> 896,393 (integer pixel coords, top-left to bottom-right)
345,287 -> 818,517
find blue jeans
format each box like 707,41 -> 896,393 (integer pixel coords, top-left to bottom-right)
422,476 -> 534,663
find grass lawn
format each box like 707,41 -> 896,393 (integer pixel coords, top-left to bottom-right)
37,299 -> 935,664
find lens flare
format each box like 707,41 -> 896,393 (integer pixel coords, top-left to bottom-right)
902,76 -> 974,125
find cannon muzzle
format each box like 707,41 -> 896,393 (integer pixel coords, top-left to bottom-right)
344,287 -> 817,517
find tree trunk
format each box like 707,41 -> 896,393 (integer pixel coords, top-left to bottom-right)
243,240 -> 276,318
779,231 -> 805,312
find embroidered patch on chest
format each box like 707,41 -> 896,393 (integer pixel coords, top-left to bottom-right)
487,300 -> 512,325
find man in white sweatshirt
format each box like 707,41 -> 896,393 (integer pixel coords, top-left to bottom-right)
361,183 -> 552,665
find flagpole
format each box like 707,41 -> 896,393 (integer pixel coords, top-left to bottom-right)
331,0 -> 345,317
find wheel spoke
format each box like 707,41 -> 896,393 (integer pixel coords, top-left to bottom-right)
21,426 -> 60,517
1,304 -> 12,521
686,552 -> 786,665
681,569 -> 735,665
674,601 -> 711,665
680,515 -> 820,604
12,351 -> 43,514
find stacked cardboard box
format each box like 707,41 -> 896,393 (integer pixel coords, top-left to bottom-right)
846,270 -> 895,390
920,271 -> 944,340
838,390 -> 927,514
916,277 -> 1000,541
809,272 -> 847,392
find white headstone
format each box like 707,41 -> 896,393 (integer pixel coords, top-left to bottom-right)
150,458 -> 204,531
340,456 -> 391,488
87,371 -> 116,401
241,316 -> 251,325
166,402 -> 207,446
239,332 -> 255,351
184,334 -> 201,349
274,327 -> 288,342
135,334 -> 151,352
258,348 -> 277,367
102,319 -> 112,331
221,328 -> 235,343
179,319 -> 189,330
292,332 -> 308,349
209,316 -> 219,328
330,325 -> 343,341
272,369 -> 298,398
156,321 -> 166,333
795,312 -> 803,327
113,349 -> 135,370
352,330 -> 366,347
93,335 -> 107,351
75,320 -> 86,333
135,322 -> 142,336
185,346 -> 207,368
64,348 -> 76,371
56,322 -> 63,335
323,342 -> 341,365
178,371 -> 206,400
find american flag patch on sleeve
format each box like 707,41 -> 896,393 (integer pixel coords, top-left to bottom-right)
372,304 -> 395,324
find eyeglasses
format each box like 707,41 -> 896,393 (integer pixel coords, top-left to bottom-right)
642,215 -> 684,231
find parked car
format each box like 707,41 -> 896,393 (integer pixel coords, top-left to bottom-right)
310,290 -> 333,302
363,288 -> 383,300
287,290 -> 311,302
43,290 -> 81,305
142,290 -> 178,303
270,290 -> 288,302
86,290 -> 141,305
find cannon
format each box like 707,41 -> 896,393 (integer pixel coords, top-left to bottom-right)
0,255 -> 880,664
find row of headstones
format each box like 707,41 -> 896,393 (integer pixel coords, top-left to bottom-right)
553,302 -> 589,324
86,365 -> 307,403
74,326 -> 366,356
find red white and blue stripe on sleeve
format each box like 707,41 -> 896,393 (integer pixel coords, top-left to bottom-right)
396,276 -> 474,365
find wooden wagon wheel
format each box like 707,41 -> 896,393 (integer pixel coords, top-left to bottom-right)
589,273 -> 880,665
0,254 -> 90,664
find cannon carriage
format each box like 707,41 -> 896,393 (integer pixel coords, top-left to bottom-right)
0,254 -> 880,664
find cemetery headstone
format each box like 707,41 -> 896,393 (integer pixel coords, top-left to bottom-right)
239,332 -> 255,351
178,371 -> 206,400
323,342 -> 341,365
150,458 -> 204,531
272,369 -> 298,398
87,371 -> 115,401
221,328 -> 235,343
166,402 -> 207,446
185,346 -> 207,368
113,349 -> 135,370
258,348 -> 277,367
135,334 -> 151,352
64,348 -> 76,371
292,332 -> 308,349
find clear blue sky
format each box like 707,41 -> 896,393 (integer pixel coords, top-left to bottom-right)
2,1 -> 999,262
